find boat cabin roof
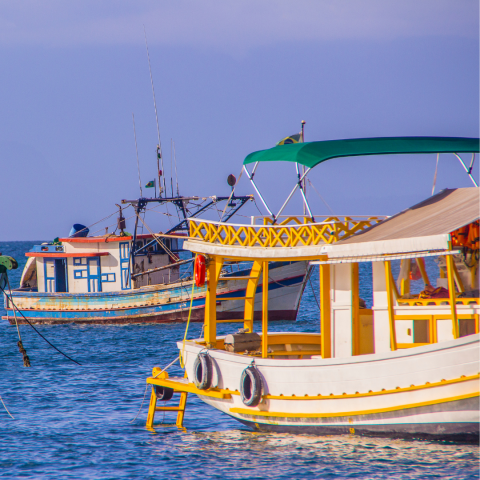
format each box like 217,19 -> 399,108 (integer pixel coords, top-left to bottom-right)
322,187 -> 479,259
244,136 -> 480,169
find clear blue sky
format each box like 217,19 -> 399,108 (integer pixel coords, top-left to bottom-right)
0,1 -> 478,240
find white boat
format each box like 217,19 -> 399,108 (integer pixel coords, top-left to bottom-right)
144,137 -> 479,440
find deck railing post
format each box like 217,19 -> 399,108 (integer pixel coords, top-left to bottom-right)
351,262 -> 360,356
320,260 -> 331,358
205,256 -> 223,347
262,261 -> 269,358
244,260 -> 262,333
384,261 -> 398,351
446,254 -> 459,339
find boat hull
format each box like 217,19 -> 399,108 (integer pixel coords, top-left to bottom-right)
3,261 -> 308,325
179,334 -> 480,441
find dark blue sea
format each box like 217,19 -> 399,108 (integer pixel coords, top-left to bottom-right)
0,241 -> 478,479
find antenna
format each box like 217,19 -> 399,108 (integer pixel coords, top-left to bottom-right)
132,113 -> 142,197
144,26 -> 166,198
173,139 -> 180,196
170,138 -> 174,197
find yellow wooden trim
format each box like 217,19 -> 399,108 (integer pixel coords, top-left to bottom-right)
146,377 -> 232,399
204,256 -> 224,347
261,373 -> 479,401
230,391 -> 479,418
351,262 -> 360,356
262,261 -> 269,358
320,262 -> 331,358
416,257 -> 430,286
244,260 -> 262,333
384,261 -> 397,351
400,259 -> 410,296
188,216 -> 384,249
397,343 -> 430,349
397,298 -> 479,306
452,260 -> 465,293
267,350 -> 321,357
446,254 -> 459,338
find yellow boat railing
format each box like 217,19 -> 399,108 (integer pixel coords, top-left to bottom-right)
189,215 -> 385,248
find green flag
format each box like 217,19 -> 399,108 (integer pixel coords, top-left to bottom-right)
145,180 -> 155,188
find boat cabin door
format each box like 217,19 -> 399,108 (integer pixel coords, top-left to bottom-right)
44,259 -> 68,293
87,257 -> 102,293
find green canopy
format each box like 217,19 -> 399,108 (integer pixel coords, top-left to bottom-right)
243,137 -> 480,169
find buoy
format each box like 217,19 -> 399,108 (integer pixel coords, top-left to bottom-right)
240,366 -> 263,407
194,255 -> 206,287
193,352 -> 213,390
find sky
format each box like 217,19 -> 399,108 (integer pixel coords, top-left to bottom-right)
0,1 -> 478,241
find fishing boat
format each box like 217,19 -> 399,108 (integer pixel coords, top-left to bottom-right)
144,137 -> 480,441
2,192 -> 315,325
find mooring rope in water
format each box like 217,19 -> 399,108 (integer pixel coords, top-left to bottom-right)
129,355 -> 180,423
0,282 -> 81,366
5,274 -> 31,367
0,391 -> 14,419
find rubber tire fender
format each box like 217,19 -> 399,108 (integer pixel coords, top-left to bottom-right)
193,352 -> 213,390
240,366 -> 263,407
154,385 -> 174,401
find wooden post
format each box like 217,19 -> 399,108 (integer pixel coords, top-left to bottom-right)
146,387 -> 157,428
351,263 -> 360,356
384,261 -> 397,351
320,262 -> 331,358
446,255 -> 459,339
400,259 -> 410,296
244,260 -> 262,333
204,256 -> 223,347
415,258 -> 430,286
262,261 -> 269,358
176,371 -> 189,429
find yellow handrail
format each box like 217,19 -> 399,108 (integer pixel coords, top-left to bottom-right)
189,216 -> 384,248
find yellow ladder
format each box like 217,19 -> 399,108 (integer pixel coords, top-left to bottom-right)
146,369 -> 188,430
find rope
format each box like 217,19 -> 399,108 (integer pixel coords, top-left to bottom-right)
306,178 -> 335,215
135,212 -> 178,261
0,284 -> 81,366
6,274 -> 30,367
0,392 -> 14,419
129,356 -> 179,423
180,255 -> 197,368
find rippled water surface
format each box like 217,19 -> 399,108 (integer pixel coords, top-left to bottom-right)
0,242 -> 478,479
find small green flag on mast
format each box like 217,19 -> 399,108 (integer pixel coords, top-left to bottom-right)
145,180 -> 155,188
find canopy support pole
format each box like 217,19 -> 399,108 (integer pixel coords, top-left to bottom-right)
296,163 -> 315,221
243,165 -> 274,218
274,168 -> 311,223
454,153 -> 479,187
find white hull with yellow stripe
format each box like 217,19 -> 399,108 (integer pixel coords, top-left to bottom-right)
178,333 -> 479,439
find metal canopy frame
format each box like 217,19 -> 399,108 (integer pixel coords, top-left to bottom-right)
243,163 -> 314,225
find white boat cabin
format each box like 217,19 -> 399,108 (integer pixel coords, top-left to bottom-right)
22,234 -> 185,294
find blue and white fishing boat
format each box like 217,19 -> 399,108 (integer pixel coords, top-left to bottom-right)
3,193 -> 318,325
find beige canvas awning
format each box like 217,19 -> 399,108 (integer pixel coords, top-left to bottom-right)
321,187 -> 480,258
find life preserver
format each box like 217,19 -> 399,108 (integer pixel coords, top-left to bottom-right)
193,352 -> 213,390
194,255 -> 206,287
240,366 -> 263,407
154,385 -> 174,401
451,225 -> 469,247
467,222 -> 479,250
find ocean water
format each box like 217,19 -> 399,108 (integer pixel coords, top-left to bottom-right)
0,241 -> 478,480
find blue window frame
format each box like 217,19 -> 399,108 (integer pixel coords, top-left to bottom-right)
101,273 -> 116,282
119,242 -> 131,290
74,270 -> 88,279
73,257 -> 87,266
